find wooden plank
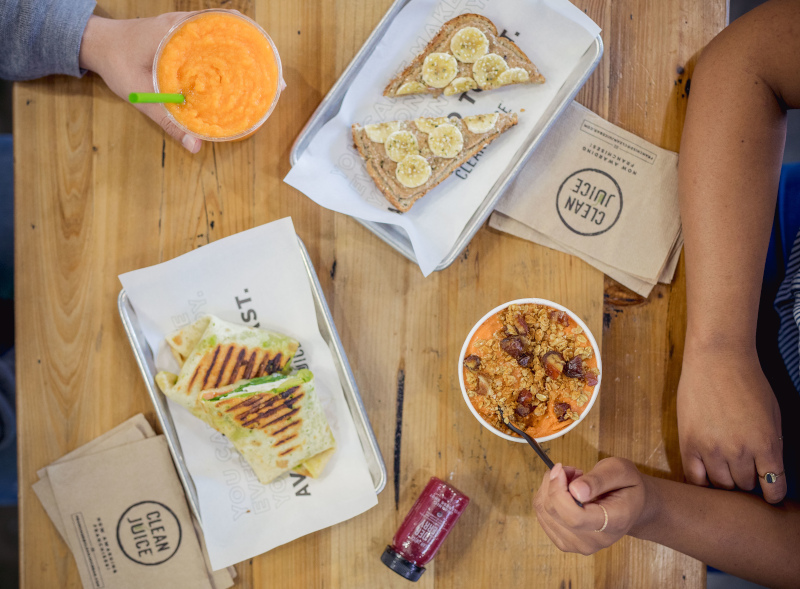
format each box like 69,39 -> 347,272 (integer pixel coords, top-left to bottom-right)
14,73 -> 98,588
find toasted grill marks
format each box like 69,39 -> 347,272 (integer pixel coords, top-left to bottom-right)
194,345 -> 221,390
279,446 -> 298,456
221,386 -> 306,454
213,345 -> 236,388
255,354 -> 271,378
272,420 -> 301,437
274,434 -> 298,447
191,345 -> 294,394
243,350 -> 258,379
229,348 -> 247,382
263,406 -> 300,427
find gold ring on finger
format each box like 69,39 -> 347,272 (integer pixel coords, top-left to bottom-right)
759,471 -> 785,484
594,504 -> 608,533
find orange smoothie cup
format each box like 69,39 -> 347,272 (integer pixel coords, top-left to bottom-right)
153,9 -> 284,142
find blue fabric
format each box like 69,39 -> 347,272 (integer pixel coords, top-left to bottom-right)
0,135 -> 12,301
0,135 -> 13,505
778,163 -> 800,263
768,163 -> 800,501
0,0 -> 96,80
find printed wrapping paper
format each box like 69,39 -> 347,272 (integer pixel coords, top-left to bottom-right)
119,218 -> 377,570
285,0 -> 600,275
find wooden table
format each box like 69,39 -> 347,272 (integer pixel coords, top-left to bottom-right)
14,0 -> 726,587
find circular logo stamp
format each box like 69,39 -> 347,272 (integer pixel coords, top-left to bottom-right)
556,169 -> 623,236
116,501 -> 182,566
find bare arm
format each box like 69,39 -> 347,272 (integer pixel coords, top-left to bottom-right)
535,459 -> 800,589
678,0 -> 800,502
633,475 -> 800,586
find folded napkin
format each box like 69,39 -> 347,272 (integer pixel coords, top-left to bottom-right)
32,415 -> 235,589
492,101 -> 682,297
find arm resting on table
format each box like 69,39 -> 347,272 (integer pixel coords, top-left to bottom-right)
677,0 -> 800,500
632,475 -> 800,589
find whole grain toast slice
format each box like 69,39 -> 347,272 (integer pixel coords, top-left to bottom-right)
352,112 -> 518,212
385,14 -> 544,98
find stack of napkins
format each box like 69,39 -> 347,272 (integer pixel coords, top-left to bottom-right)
490,101 -> 682,297
32,414 -> 236,589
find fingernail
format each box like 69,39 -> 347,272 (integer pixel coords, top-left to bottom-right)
550,463 -> 561,481
570,480 -> 589,502
182,135 -> 200,153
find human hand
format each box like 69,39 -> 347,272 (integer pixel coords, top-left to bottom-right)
677,346 -> 785,503
78,13 -> 202,153
533,459 -> 646,555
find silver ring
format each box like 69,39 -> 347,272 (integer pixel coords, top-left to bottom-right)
594,504 -> 608,533
760,471 -> 785,484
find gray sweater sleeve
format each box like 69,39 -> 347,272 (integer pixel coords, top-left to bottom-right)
0,0 -> 97,81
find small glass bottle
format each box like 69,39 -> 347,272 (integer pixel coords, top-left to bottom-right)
381,477 -> 470,582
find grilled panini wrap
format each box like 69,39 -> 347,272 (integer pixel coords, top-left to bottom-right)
200,370 -> 336,484
156,315 -> 299,418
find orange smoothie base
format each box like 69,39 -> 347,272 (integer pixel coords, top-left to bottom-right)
157,13 -> 279,139
463,305 -> 599,439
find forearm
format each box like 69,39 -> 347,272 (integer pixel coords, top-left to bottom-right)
78,16 -> 118,75
631,475 -> 800,588
680,0 -> 799,352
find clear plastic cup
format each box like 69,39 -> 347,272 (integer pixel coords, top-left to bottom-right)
458,298 -> 602,443
152,9 -> 285,142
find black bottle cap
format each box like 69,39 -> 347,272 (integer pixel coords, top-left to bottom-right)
380,546 -> 425,582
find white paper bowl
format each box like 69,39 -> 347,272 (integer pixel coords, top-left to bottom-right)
458,298 -> 602,443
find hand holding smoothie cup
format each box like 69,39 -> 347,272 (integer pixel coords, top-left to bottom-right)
154,10 -> 284,142
79,9 -> 283,152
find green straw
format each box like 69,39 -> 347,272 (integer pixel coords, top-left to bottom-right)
129,92 -> 184,104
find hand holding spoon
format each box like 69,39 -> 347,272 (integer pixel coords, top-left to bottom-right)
498,406 -> 583,507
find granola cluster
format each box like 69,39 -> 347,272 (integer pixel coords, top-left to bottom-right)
463,304 -> 599,437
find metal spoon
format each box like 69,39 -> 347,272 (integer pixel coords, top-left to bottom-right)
498,406 -> 583,507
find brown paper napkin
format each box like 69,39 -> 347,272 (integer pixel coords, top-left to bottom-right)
493,101 -> 682,292
490,212 -> 682,297
32,415 -> 235,589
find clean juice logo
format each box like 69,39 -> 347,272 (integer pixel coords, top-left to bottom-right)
116,501 -> 182,565
556,169 -> 623,236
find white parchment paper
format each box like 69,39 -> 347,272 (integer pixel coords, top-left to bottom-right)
119,218 -> 377,570
284,0 -> 600,275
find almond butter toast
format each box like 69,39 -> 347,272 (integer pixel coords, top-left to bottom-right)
352,113 -> 518,212
384,14 -> 544,98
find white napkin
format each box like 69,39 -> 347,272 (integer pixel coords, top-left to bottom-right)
119,218 -> 377,570
284,0 -> 600,276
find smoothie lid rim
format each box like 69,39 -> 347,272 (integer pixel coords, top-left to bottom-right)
152,8 -> 285,142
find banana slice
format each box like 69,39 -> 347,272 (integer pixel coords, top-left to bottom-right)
427,123 -> 464,158
414,117 -> 448,134
498,67 -> 531,86
384,130 -> 420,162
364,122 -> 401,143
450,27 -> 489,63
472,53 -> 509,89
422,53 -> 458,89
444,76 -> 478,96
396,81 -> 427,96
464,114 -> 499,134
396,155 -> 432,188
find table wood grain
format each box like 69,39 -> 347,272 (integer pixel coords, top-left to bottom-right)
14,0 -> 726,587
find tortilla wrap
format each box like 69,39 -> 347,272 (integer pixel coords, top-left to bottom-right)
200,370 -> 336,484
156,315 -> 299,418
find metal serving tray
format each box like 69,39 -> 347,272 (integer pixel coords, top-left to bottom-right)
289,0 -> 603,272
118,237 -> 387,523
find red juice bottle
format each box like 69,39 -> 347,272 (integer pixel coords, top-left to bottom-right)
381,477 -> 470,582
